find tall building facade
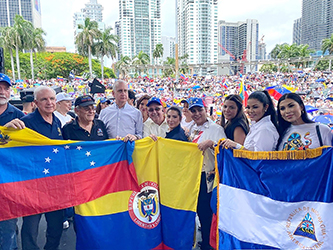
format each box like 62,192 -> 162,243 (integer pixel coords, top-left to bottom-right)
301,0 -> 333,51
176,0 -> 218,75
118,0 -> 161,63
161,36 -> 175,62
0,0 -> 42,28
293,18 -> 302,45
218,19 -> 259,73
114,21 -> 121,61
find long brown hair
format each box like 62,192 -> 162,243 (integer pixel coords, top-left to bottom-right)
221,94 -> 249,129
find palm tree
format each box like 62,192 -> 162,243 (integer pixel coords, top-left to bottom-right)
95,27 -> 119,80
132,51 -> 150,75
13,15 -> 33,79
26,27 -> 46,80
270,44 -> 284,59
75,18 -> 101,77
322,34 -> 333,55
163,57 -> 176,76
153,43 -> 163,65
115,55 -> 131,78
0,27 -> 16,80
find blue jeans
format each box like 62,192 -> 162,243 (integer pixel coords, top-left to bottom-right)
0,218 -> 18,250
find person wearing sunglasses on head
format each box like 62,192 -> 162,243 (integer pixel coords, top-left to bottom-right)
143,97 -> 169,140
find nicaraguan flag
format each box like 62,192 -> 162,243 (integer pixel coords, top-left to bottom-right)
213,147 -> 333,249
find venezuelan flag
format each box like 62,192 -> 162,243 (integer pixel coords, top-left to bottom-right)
213,146 -> 333,249
0,127 -> 138,221
239,80 -> 248,106
266,85 -> 291,100
75,137 -> 203,249
57,76 -> 64,81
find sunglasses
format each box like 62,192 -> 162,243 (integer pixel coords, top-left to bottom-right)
148,107 -> 162,112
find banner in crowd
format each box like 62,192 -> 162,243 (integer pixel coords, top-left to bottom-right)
214,146 -> 333,249
75,138 -> 203,250
0,126 -> 139,221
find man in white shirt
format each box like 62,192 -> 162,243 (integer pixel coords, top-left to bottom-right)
143,97 -> 169,138
99,80 -> 143,141
54,92 -> 73,127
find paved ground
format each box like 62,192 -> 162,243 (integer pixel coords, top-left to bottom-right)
16,216 -> 201,250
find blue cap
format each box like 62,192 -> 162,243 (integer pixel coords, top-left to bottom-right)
189,97 -> 206,110
147,97 -> 163,107
0,73 -> 11,86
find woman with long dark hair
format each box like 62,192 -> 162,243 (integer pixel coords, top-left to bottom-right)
221,90 -> 279,151
221,94 -> 249,144
165,106 -> 189,142
277,93 -> 332,150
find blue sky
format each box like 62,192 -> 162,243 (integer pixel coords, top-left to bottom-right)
40,0 -> 302,61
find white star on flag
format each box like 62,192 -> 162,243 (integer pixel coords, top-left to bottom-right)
43,168 -> 50,174
77,146 -> 82,150
45,157 -> 51,163
64,145 -> 70,149
90,161 -> 95,166
85,151 -> 91,157
52,148 -> 59,154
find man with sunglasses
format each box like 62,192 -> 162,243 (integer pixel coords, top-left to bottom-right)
62,95 -> 108,141
143,97 -> 168,138
99,80 -> 143,141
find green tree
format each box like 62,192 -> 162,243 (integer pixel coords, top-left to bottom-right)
75,18 -> 101,78
132,51 -> 150,75
95,27 -> 118,80
322,34 -> 333,55
163,57 -> 175,77
115,55 -> 131,78
259,63 -> 278,73
0,26 -> 16,80
153,43 -> 163,65
270,44 -> 284,59
13,15 -> 34,79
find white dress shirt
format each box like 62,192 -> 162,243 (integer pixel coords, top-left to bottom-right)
143,118 -> 169,138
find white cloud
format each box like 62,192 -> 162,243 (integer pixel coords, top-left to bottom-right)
40,0 -> 302,55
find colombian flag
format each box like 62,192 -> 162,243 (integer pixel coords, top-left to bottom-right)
0,127 -> 138,221
213,146 -> 333,249
75,138 -> 203,249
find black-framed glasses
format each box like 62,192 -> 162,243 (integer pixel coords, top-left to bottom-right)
148,107 -> 161,112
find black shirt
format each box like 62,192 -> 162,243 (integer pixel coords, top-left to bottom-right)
62,117 -> 109,141
166,124 -> 189,142
224,117 -> 249,141
0,104 -> 24,126
21,109 -> 63,139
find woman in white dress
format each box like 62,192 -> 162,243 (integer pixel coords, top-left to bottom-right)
277,93 -> 332,150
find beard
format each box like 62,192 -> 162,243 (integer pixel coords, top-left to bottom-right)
0,95 -> 9,105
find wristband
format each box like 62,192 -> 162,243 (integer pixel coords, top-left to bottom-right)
235,143 -> 243,149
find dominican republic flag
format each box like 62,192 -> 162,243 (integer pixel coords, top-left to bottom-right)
213,146 -> 333,249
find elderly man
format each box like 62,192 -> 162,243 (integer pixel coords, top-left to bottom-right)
7,86 -> 64,250
0,73 -> 24,250
143,97 -> 168,138
99,80 -> 143,141
62,95 -> 108,141
54,92 -> 73,127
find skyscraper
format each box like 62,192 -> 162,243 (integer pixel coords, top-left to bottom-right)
218,19 -> 259,73
118,0 -> 161,63
301,0 -> 333,51
176,0 -> 218,75
293,18 -> 302,45
0,0 -> 42,28
161,36 -> 175,62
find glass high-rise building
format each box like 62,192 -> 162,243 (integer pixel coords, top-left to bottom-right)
301,0 -> 333,51
176,0 -> 218,75
293,18 -> 302,45
118,0 -> 161,63
0,0 -> 42,28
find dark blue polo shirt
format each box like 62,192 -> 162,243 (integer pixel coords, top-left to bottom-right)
0,103 -> 25,126
166,124 -> 189,142
21,109 -> 63,139
62,117 -> 108,141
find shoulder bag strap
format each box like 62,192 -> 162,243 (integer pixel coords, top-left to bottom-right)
316,124 -> 323,147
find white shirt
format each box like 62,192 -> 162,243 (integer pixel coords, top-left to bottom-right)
190,119 -> 226,192
278,123 -> 332,150
54,111 -> 72,128
143,118 -> 169,138
244,115 -> 279,151
181,117 -> 194,133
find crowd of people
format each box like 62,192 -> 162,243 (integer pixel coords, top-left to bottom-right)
0,70 -> 333,250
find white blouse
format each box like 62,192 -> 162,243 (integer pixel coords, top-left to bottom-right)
244,115 -> 279,151
278,123 -> 332,151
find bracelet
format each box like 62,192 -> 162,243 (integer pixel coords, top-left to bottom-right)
235,143 -> 243,149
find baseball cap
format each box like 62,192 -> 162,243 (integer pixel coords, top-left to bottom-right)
188,97 -> 206,110
75,95 -> 95,107
147,97 -> 163,107
180,97 -> 193,104
0,73 -> 11,86
100,97 -> 110,104
21,95 -> 34,103
56,93 -> 73,103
